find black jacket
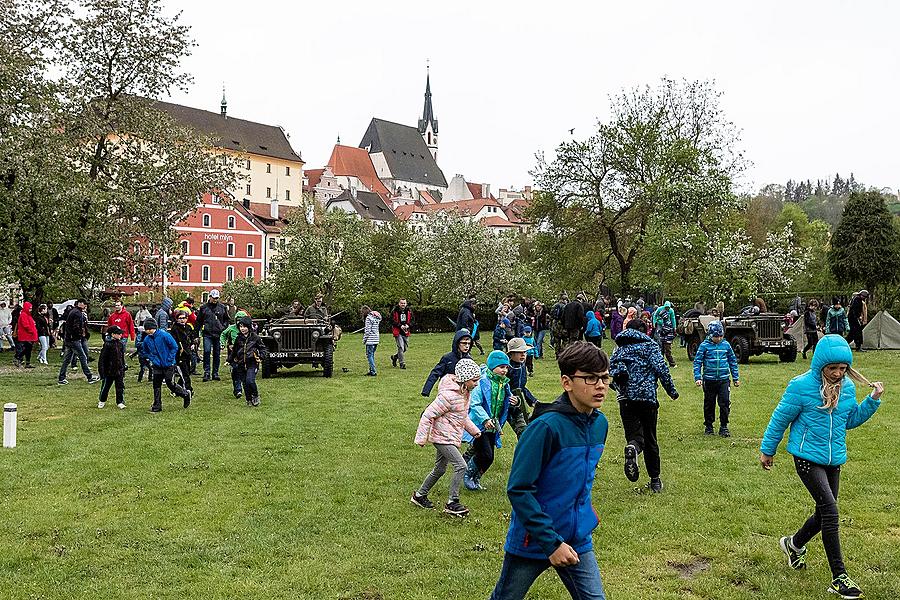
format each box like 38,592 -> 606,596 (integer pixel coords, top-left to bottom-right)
169,322 -> 196,363
455,301 -> 476,333
562,301 -> 586,331
35,313 -> 51,337
98,338 -> 126,379
64,307 -> 87,342
197,302 -> 228,336
803,308 -> 818,333
422,329 -> 472,397
232,331 -> 264,367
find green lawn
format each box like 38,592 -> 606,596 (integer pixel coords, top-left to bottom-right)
0,334 -> 897,599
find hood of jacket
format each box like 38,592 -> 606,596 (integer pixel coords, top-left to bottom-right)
585,311 -> 598,322
810,334 -> 853,383
437,373 -> 465,398
161,298 -> 173,310
452,328 -> 472,355
614,328 -> 653,346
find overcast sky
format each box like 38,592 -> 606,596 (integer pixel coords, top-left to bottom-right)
166,0 -> 899,194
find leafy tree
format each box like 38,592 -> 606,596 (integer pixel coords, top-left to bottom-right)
828,191 -> 900,294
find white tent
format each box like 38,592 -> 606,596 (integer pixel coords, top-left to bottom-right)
862,310 -> 900,350
786,316 -> 822,345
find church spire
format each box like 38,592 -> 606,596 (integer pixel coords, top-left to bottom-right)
418,62 -> 438,161
220,85 -> 227,118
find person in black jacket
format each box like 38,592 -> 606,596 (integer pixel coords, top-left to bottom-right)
421,329 -> 472,397
455,298 -> 477,333
58,300 -> 98,385
97,326 -> 126,409
802,299 -> 820,359
561,297 -> 586,347
35,304 -> 52,365
197,289 -> 229,381
170,308 -> 196,395
231,317 -> 263,407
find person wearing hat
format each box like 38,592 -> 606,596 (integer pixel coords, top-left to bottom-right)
142,317 -> 192,412
825,298 -> 850,336
505,337 -> 538,439
846,291 -> 869,351
463,350 -> 513,491
197,289 -> 229,381
304,293 -> 330,321
97,325 -> 127,409
412,358 -> 483,517
422,329 -> 473,397
692,320 -> 740,437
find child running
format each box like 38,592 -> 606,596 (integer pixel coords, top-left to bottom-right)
463,350 -> 513,491
97,325 -> 126,409
760,335 -> 883,599
412,358 -> 483,517
230,317 -> 263,407
421,329 -> 472,397
692,320 -> 740,437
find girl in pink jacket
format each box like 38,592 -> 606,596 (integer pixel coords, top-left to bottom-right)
412,358 -> 482,517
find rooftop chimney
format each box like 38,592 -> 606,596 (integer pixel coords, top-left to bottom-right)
270,198 -> 279,220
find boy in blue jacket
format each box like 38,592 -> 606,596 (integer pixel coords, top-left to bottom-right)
489,341 -> 610,600
692,321 -> 740,437
141,318 -> 193,412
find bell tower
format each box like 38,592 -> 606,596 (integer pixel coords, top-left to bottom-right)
417,63 -> 438,161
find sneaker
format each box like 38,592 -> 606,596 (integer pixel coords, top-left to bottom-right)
202,374 -> 210,382
250,395 -> 260,407
719,427 -> 731,438
24,364 -> 34,369
649,477 -> 663,493
234,391 -> 243,399
88,376 -> 100,384
391,354 -> 398,368
463,472 -> 479,491
183,390 -> 193,409
829,573 -> 863,599
400,364 -> 406,370
443,500 -> 470,517
57,379 -> 69,385
705,426 -> 714,435
97,401 -> 106,409
150,404 -> 162,413
410,492 -> 434,509
779,536 -> 807,570
624,444 -> 640,482
116,403 -> 126,409
212,375 -> 221,381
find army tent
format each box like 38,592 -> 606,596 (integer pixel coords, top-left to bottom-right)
787,316 -> 822,345
861,310 -> 900,350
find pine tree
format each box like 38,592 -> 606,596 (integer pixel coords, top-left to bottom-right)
785,180 -> 794,201
828,191 -> 900,292
833,173 -> 844,196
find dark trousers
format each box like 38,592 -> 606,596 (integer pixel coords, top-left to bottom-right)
16,341 -> 33,364
176,359 -> 193,392
802,332 -> 819,356
151,366 -> 188,409
202,334 -> 221,376
230,363 -> 243,396
846,321 -> 863,350
524,354 -> 534,375
702,380 -> 730,428
792,457 -> 845,578
98,376 -> 124,405
585,335 -> 601,348
619,401 -> 661,478
233,364 -> 258,399
471,431 -> 497,474
661,341 -> 675,366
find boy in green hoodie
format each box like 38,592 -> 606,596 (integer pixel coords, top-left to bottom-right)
220,310 -> 249,398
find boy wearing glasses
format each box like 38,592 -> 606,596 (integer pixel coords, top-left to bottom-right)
490,341 -> 610,600
421,329 -> 473,397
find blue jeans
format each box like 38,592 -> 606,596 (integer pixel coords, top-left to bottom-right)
366,344 -> 377,374
58,340 -> 92,381
233,364 -> 258,399
490,550 -> 606,600
535,330 -> 546,357
203,334 -> 221,377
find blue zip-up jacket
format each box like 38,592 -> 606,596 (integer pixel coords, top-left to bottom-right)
760,335 -> 880,466
504,394 -> 608,559
493,323 -> 509,350
421,329 -> 472,396
693,336 -> 739,382
584,311 -> 601,338
142,328 -> 179,368
463,366 -> 512,447
610,329 -> 678,404
507,360 -> 538,407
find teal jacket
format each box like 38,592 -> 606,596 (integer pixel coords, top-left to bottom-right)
760,335 -> 880,466
692,336 -> 739,382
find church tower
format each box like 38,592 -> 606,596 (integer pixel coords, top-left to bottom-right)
417,65 -> 439,161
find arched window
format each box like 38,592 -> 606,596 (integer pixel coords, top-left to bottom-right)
180,240 -> 189,255
226,266 -> 234,282
227,216 -> 235,229
246,243 -> 254,258
226,242 -> 234,257
202,241 -> 210,256
202,214 -> 211,227
202,265 -> 210,282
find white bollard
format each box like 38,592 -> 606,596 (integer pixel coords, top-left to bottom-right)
3,403 -> 16,448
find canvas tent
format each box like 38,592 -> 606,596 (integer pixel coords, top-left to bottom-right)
862,310 -> 900,350
786,316 -> 822,346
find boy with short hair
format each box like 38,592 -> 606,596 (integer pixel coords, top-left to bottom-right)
97,326 -> 127,409
692,320 -> 740,437
141,318 -> 193,412
489,341 -> 610,600
494,318 -> 511,351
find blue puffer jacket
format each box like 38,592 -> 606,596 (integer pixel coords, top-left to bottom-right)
504,394 -> 608,559
142,328 -> 179,368
693,336 -> 739,381
760,335 -> 880,466
463,366 -> 512,447
584,311 -> 601,337
610,329 -> 678,403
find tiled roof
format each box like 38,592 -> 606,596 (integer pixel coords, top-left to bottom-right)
419,190 -> 438,204
481,216 -> 518,228
305,168 -> 324,191
393,204 -> 428,221
247,202 -> 296,222
425,198 -> 502,217
150,99 -> 303,163
504,199 -> 531,224
327,190 -> 396,222
327,145 -> 391,198
359,118 -> 448,187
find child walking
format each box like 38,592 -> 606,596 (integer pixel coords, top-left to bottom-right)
692,320 -> 740,437
231,317 -> 263,406
463,350 -> 513,491
760,335 -> 883,599
97,325 -> 126,409
361,306 -> 381,376
412,358 -> 483,517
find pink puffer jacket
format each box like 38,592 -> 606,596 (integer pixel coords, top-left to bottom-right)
415,374 -> 481,446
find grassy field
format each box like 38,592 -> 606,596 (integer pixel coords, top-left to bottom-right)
0,333 -> 897,599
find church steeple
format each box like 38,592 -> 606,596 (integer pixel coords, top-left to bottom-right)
417,63 -> 438,161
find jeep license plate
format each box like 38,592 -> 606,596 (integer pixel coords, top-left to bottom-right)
311,352 -> 324,358
270,352 -> 292,358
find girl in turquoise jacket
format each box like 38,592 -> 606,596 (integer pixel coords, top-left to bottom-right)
759,334 -> 884,599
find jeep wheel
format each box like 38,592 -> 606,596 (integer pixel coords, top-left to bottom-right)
261,357 -> 276,379
686,335 -> 701,361
322,344 -> 334,378
730,334 -> 751,364
780,335 -> 798,362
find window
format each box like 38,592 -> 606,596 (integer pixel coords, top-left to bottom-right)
285,189 -> 290,201
201,292 -> 209,303
202,241 -> 210,255
247,243 -> 254,258
180,240 -> 189,255
226,242 -> 234,257
226,266 -> 234,282
268,261 -> 274,272
202,214 -> 211,227
266,163 -> 271,174
246,267 -> 254,279
245,159 -> 251,170
285,166 -> 290,176
180,265 -> 189,281
266,187 -> 271,198
245,184 -> 251,195
279,238 -> 286,249
269,238 -> 276,250
202,265 -> 210,282
227,216 -> 235,229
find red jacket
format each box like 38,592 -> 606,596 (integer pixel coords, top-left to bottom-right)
107,309 -> 136,341
391,306 -> 413,337
16,302 -> 38,343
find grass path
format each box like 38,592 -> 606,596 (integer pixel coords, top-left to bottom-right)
0,334 -> 897,599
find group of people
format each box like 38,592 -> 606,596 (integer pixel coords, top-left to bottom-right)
410,292 -> 883,600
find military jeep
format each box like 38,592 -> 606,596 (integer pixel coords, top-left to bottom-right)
680,313 -> 796,364
257,316 -> 341,378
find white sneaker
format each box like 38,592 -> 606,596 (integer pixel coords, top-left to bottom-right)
88,376 -> 101,384
116,403 -> 126,409
97,401 -> 106,408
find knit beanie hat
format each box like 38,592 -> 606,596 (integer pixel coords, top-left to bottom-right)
107,325 -> 123,335
487,350 -> 511,371
523,325 -> 532,334
501,318 -> 511,327
454,358 -> 481,383
143,317 -> 158,330
707,321 -> 724,337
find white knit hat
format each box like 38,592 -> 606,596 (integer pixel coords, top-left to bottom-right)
454,358 -> 481,383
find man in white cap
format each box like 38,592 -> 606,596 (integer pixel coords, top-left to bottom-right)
197,289 -> 228,381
